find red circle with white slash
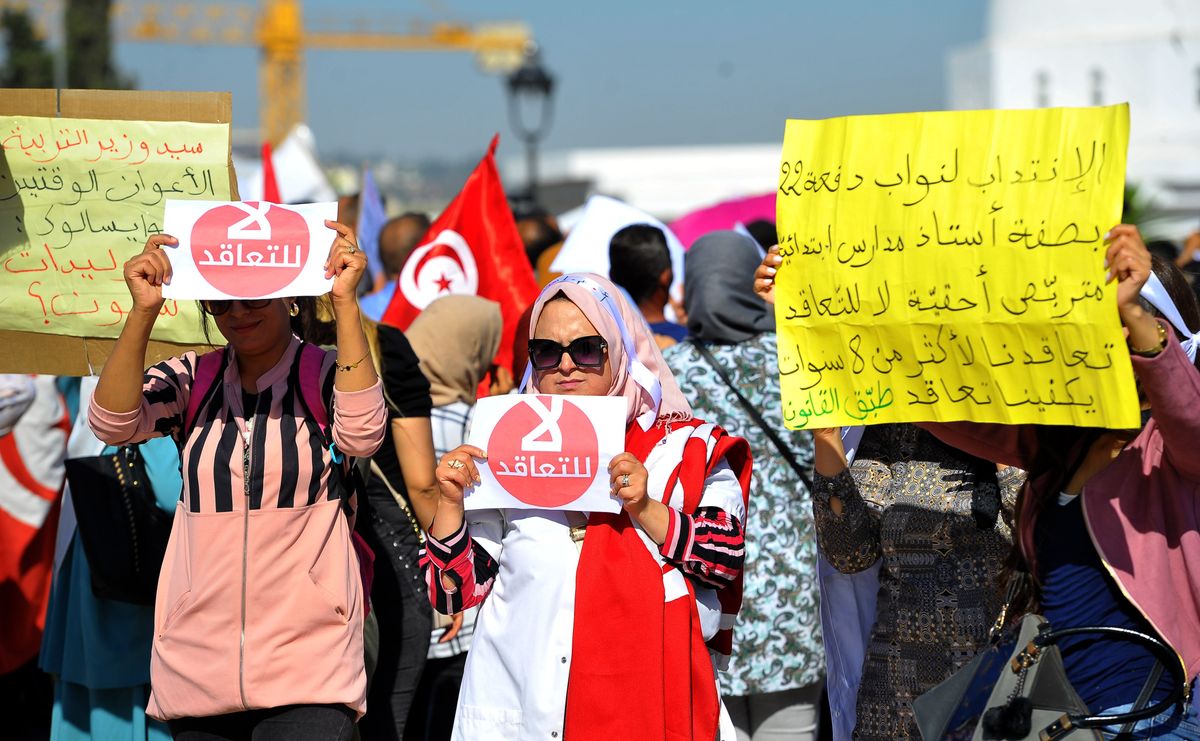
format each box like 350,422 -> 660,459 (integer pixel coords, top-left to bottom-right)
487,396 -> 600,508
191,202 -> 309,297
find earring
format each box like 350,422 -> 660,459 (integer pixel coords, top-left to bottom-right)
289,302 -> 300,317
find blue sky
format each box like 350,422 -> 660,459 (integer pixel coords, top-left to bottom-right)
111,1 -> 987,160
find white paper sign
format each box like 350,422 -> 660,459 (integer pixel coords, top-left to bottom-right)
161,199 -> 337,300
465,394 -> 626,513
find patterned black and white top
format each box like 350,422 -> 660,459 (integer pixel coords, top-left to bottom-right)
813,423 -> 1024,741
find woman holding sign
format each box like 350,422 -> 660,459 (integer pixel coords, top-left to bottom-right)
87,222 -> 387,741
920,229 -> 1200,739
424,272 -> 753,741
753,246 -> 1024,741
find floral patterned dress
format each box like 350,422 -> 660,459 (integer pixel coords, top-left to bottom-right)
664,332 -> 824,696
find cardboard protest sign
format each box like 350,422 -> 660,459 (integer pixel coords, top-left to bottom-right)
161,200 -> 336,300
776,104 -> 1138,429
465,394 -> 626,513
0,89 -> 238,374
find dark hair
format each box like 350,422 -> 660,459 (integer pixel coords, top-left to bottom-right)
379,212 -> 431,278
608,224 -> 670,306
1143,254 -> 1200,372
1146,240 -> 1179,263
517,212 -> 563,267
745,219 -> 778,250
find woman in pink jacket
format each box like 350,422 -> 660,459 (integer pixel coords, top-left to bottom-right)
89,223 -> 387,741
920,226 -> 1200,738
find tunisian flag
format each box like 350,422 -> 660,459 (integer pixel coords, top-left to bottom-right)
381,135 -> 538,375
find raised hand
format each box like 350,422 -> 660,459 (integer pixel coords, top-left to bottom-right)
753,244 -> 782,305
124,234 -> 176,314
323,219 -> 368,306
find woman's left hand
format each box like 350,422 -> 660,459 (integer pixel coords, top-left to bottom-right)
1105,224 -> 1152,317
609,453 -> 651,515
324,219 -> 368,304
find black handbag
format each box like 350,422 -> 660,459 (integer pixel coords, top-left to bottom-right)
65,446 -> 173,605
913,611 -> 1186,740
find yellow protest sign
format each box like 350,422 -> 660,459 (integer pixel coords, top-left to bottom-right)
775,105 -> 1139,429
0,114 -> 230,344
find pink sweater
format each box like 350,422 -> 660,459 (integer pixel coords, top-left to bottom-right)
924,321 -> 1200,681
89,337 -> 386,720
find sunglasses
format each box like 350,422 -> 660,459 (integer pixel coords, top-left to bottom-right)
528,335 -> 608,371
200,298 -> 274,316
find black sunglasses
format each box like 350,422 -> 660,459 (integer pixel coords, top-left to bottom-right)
528,335 -> 608,371
200,298 -> 274,316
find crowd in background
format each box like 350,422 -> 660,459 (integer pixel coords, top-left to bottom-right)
2,184 -> 1200,741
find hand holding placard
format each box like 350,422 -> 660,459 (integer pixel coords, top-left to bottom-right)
774,104 -> 1140,429
161,200 -> 337,300
464,394 -> 626,514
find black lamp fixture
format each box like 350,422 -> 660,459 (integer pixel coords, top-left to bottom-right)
506,46 -> 556,204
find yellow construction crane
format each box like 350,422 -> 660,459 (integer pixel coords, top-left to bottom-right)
9,0 -> 533,145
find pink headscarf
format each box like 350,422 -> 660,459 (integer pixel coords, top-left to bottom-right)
523,273 -> 693,430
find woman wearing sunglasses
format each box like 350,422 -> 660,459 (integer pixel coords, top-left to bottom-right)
423,273 -> 753,741
87,223 -> 387,741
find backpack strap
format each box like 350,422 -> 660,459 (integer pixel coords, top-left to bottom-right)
297,342 -> 330,435
184,349 -> 228,438
291,343 -> 359,516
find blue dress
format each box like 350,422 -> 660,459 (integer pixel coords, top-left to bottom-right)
40,432 -> 180,741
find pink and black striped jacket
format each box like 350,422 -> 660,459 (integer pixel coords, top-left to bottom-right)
88,335 -> 386,721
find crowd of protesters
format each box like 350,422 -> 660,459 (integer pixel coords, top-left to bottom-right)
2,177 -> 1200,741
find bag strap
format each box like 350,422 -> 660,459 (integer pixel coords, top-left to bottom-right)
1034,624 -> 1187,731
184,348 -> 228,437
291,343 -> 358,519
688,340 -> 813,493
1114,662 -> 1165,739
297,342 -> 330,436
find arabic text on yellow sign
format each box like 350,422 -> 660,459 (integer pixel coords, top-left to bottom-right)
775,105 -> 1138,429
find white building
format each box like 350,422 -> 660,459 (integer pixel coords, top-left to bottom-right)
504,144 -> 780,221
948,0 -> 1200,238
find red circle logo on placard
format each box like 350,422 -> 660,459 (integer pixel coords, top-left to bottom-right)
191,202 -> 308,297
487,396 -> 600,508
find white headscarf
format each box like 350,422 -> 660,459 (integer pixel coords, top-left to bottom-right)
1140,272 -> 1200,361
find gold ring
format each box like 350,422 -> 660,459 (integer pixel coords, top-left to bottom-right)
447,459 -> 465,470
348,245 -> 358,254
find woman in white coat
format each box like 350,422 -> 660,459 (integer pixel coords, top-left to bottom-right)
422,273 -> 753,741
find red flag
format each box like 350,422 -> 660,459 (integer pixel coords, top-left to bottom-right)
261,141 -> 281,203
381,135 -> 539,379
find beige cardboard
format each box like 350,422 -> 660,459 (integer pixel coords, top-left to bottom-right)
0,89 -> 238,374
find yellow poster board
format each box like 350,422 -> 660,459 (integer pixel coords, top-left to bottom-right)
775,105 -> 1139,429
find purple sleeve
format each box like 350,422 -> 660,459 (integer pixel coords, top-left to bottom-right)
1130,321 -> 1200,481
917,420 -> 1042,470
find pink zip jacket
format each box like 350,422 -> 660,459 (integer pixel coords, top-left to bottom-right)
923,322 -> 1200,682
88,336 -> 386,720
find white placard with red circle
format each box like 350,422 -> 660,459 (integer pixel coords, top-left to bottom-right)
160,199 -> 337,300
465,394 -> 626,514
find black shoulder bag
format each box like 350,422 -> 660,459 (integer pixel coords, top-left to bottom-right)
65,445 -> 173,605
689,339 -> 814,493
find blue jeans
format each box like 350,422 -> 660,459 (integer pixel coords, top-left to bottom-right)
1097,701 -> 1200,740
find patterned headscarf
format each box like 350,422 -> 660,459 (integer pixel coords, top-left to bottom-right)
522,273 -> 693,429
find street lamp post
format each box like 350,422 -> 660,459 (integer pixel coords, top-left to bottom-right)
506,48 -> 555,204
